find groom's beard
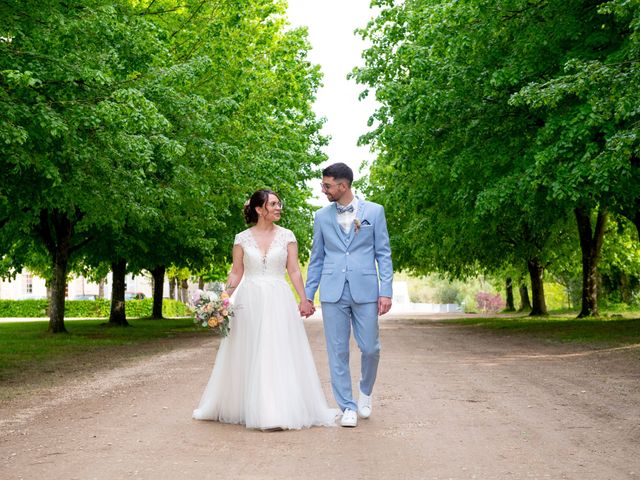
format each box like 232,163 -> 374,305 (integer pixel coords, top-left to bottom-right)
325,191 -> 342,203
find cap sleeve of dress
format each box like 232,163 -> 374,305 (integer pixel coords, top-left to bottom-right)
285,228 -> 297,244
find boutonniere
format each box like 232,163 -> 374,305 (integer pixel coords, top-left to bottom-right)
353,218 -> 361,234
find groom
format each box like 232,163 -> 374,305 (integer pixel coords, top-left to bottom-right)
305,162 -> 393,428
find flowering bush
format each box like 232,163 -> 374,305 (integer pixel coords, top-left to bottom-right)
191,287 -> 233,337
475,292 -> 505,313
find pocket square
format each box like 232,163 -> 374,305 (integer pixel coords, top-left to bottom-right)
361,219 -> 371,225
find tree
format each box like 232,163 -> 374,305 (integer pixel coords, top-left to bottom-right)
1,0 -> 179,331
597,215 -> 640,304
509,0 -> 640,315
354,0 -> 640,317
505,277 -> 515,312
353,0 -> 567,315
1,0 -> 326,331
125,0 -> 326,318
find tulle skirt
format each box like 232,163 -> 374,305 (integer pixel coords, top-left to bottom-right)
193,276 -> 337,429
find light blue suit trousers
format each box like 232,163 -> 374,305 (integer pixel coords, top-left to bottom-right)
321,282 -> 380,411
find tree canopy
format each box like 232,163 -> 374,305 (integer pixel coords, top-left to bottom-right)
354,0 -> 640,316
0,0 -> 325,331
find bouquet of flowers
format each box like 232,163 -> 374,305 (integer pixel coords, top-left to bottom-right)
191,286 -> 233,337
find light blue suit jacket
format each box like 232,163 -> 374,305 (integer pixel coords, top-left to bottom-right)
305,199 -> 393,304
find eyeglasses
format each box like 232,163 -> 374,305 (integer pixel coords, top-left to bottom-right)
320,182 -> 344,190
267,201 -> 283,209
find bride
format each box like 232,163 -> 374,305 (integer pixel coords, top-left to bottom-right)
193,189 -> 337,430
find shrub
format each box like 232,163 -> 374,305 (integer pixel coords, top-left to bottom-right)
163,299 -> 192,317
435,283 -> 462,304
124,298 -> 192,318
0,298 -> 191,318
65,299 -> 111,317
0,299 -> 48,317
475,292 -> 505,313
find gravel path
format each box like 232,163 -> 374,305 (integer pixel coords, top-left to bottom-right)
1,316 -> 639,480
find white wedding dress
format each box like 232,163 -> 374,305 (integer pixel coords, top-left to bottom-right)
193,226 -> 337,429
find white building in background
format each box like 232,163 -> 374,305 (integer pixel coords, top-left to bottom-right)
0,269 -> 168,300
389,281 -> 463,314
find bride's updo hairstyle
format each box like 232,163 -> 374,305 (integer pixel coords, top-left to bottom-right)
243,189 -> 280,224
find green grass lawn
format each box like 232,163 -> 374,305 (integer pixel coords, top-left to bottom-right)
0,317 -> 208,399
449,313 -> 640,347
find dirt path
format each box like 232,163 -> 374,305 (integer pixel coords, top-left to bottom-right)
1,316 -> 639,480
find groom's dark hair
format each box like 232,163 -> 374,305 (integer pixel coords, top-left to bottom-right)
322,162 -> 353,186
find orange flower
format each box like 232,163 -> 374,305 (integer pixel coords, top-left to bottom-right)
208,317 -> 219,328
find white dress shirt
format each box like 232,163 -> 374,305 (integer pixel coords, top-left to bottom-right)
336,197 -> 359,234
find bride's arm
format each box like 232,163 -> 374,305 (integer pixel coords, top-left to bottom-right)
224,244 -> 244,295
286,242 -> 311,314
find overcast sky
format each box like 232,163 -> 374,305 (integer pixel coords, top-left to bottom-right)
286,0 -> 379,199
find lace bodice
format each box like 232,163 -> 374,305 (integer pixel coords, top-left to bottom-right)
234,226 -> 296,278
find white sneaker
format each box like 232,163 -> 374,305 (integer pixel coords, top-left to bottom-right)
340,409 -> 358,427
357,390 -> 372,419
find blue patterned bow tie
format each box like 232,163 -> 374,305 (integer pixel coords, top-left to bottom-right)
336,204 -> 354,214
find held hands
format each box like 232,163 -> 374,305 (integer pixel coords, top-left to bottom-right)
299,299 -> 316,318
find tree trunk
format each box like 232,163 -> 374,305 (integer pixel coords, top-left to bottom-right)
45,215 -> 73,334
627,155 -> 640,240
151,266 -> 165,319
49,250 -> 69,333
109,259 -> 128,326
504,277 -> 515,311
575,207 -> 607,317
169,276 -> 176,300
198,276 -> 205,289
37,209 -> 92,333
98,278 -> 105,299
518,280 -> 532,312
527,258 -> 547,316
45,281 -> 52,317
620,272 -> 631,304
181,279 -> 189,303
